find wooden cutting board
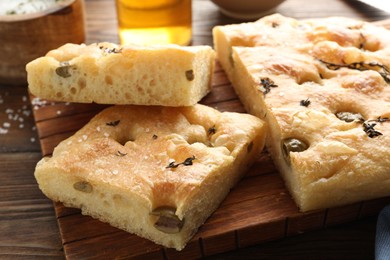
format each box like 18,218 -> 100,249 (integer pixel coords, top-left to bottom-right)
32,22 -> 390,258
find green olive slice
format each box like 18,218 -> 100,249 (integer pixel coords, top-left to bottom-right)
336,112 -> 364,123
73,181 -> 93,193
282,138 -> 309,159
150,206 -> 184,234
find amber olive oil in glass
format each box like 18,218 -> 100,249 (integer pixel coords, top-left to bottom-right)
116,0 -> 192,45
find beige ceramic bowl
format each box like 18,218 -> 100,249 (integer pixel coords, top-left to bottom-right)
210,0 -> 285,20
0,0 -> 85,85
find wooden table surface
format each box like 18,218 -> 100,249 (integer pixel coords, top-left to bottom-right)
1,0 -> 390,259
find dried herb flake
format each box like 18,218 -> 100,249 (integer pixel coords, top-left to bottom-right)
363,122 -> 383,138
106,120 -> 120,127
258,77 -> 278,95
166,156 -> 196,169
362,117 -> 389,138
208,125 -> 216,135
300,98 -> 311,107
319,60 -> 390,83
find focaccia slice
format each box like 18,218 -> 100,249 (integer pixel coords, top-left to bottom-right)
34,104 -> 266,250
213,14 -> 390,212
26,42 -> 215,106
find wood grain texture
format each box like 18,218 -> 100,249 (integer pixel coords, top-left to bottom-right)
32,59 -> 390,258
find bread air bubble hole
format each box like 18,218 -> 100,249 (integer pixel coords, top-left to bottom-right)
113,194 -> 124,204
78,77 -> 86,89
282,138 -> 309,163
70,87 -> 77,95
116,136 -> 135,146
149,79 -> 156,86
188,125 -> 211,147
105,75 -> 113,85
150,206 -> 184,234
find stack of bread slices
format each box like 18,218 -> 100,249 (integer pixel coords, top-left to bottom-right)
27,42 -> 266,250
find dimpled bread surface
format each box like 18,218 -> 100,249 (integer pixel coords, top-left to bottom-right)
26,42 -> 215,106
34,104 -> 266,250
213,14 -> 390,212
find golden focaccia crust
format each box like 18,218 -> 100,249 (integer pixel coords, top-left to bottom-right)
26,42 -> 215,106
213,14 -> 390,212
34,104 -> 266,250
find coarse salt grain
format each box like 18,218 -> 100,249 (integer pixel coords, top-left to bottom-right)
56,110 -> 62,115
104,132 -> 110,137
30,137 -> 36,143
82,134 -> 88,140
112,170 -> 119,175
19,124 -> 24,129
0,128 -> 8,134
3,122 -> 10,128
96,126 -> 101,132
23,110 -> 31,117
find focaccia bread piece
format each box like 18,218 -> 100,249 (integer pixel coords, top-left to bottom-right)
213,14 -> 390,212
34,104 -> 266,250
26,42 -> 215,106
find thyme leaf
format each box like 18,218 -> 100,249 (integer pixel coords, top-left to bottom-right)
362,117 -> 389,138
363,122 -> 382,138
208,125 -> 216,135
166,156 -> 196,169
258,77 -> 278,96
319,60 -> 390,83
300,98 -> 311,107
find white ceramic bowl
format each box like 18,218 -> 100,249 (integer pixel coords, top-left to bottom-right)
210,0 -> 285,20
0,0 -> 85,85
